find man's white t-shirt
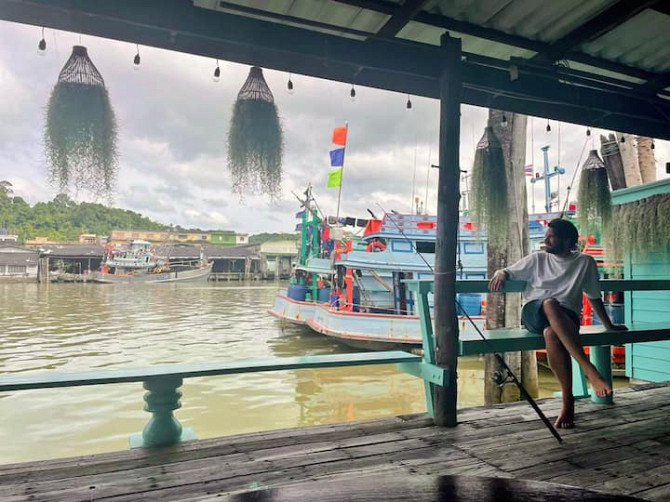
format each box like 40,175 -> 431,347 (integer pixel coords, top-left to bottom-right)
503,250 -> 601,316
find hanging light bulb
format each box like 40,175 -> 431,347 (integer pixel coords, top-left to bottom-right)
287,74 -> 294,94
38,27 -> 46,54
133,44 -> 141,70
501,113 -> 508,127
546,120 -> 551,133
620,134 -> 626,144
652,140 -> 655,150
586,127 -> 591,137
212,59 -> 221,82
406,94 -> 412,109
350,84 -> 356,100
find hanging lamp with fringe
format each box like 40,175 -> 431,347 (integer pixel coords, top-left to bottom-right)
45,45 -> 118,198
576,150 -> 612,240
471,126 -> 508,248
227,66 -> 283,199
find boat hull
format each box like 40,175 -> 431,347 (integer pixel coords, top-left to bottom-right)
270,291 -> 486,351
267,290 -> 318,325
89,263 -> 212,284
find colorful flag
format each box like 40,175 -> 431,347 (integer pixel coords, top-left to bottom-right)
295,210 -> 306,219
327,168 -> 342,188
332,126 -> 347,146
330,148 -> 345,167
524,164 -> 534,177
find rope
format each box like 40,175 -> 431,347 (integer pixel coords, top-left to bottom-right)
560,135 -> 590,215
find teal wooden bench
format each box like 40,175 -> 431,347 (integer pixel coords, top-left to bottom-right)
407,278 -> 670,406
0,351 -> 439,448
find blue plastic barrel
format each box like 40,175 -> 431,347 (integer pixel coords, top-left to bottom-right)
287,284 -> 307,301
593,303 -> 624,325
457,293 -> 482,316
317,287 -> 331,303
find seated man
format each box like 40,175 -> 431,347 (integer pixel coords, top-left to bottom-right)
489,218 -> 626,428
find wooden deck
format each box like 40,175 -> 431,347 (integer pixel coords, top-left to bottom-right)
1,382 -> 669,501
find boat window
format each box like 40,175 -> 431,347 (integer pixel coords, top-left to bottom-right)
415,241 -> 435,254
465,273 -> 486,279
463,242 -> 484,254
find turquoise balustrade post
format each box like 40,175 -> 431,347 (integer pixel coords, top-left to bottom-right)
590,346 -> 614,405
129,376 -> 196,448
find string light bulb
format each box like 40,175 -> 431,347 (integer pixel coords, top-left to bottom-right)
546,120 -> 551,133
501,113 -> 508,127
652,140 -> 655,150
350,84 -> 356,100
287,74 -> 294,94
620,135 -> 626,144
213,60 -> 220,82
38,27 -> 46,54
133,44 -> 141,70
586,127 -> 591,137
406,94 -> 412,109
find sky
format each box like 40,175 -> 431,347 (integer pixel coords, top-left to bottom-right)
1,20 -> 669,235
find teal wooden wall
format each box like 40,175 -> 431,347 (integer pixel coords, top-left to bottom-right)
625,251 -> 670,381
616,179 -> 670,382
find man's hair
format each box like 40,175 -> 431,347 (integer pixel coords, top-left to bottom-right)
548,218 -> 578,249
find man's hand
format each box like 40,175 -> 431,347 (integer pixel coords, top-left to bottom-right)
604,323 -> 628,331
489,270 -> 507,292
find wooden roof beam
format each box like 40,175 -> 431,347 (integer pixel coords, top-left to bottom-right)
376,0 -> 429,37
532,0 -> 662,64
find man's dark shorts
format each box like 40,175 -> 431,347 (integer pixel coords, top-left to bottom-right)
521,299 -> 580,334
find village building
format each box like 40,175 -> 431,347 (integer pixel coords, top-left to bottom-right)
0,244 -> 39,281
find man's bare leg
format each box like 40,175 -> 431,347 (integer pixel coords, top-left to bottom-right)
543,327 -> 574,428
542,298 -> 612,398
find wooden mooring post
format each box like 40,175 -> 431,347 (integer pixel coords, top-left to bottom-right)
433,33 -> 462,427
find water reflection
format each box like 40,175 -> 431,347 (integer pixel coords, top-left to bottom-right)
0,281 -> 567,464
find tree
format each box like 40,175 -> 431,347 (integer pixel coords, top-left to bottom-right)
483,110 -> 538,405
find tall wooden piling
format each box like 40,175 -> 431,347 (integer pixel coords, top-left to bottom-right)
433,33 -> 462,427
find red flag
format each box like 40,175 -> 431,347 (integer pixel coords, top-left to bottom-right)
332,126 -> 347,146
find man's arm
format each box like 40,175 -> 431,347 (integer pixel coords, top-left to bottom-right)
489,269 -> 508,292
589,297 -> 627,331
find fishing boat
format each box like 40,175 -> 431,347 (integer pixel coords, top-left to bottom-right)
269,201 -> 571,350
88,240 -> 212,283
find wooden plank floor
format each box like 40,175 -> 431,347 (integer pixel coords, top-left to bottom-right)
1,382 -> 670,501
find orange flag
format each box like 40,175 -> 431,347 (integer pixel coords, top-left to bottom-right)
332,126 -> 347,146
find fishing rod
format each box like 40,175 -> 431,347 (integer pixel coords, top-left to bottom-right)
377,204 -> 563,444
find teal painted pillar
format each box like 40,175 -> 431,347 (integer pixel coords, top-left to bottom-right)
129,376 -> 196,448
590,346 -> 614,404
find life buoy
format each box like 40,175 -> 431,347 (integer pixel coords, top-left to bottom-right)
365,240 -> 386,252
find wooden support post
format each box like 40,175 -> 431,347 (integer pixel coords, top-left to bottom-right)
433,33 -> 462,427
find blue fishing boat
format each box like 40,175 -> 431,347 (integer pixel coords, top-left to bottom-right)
269,189 -> 569,350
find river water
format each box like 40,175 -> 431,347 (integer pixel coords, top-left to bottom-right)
0,281 -> 565,465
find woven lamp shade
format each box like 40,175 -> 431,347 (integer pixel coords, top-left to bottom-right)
227,66 -> 283,199
45,45 -> 118,198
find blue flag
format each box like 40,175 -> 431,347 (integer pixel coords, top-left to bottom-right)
330,148 -> 345,167
295,223 -> 303,231
295,210 -> 306,219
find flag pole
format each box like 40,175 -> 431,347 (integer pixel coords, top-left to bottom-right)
335,122 -> 348,220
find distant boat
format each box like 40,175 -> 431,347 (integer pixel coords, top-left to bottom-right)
88,240 -> 212,284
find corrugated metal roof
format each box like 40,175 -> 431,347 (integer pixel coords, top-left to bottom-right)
582,9 -> 670,73
194,0 -> 670,84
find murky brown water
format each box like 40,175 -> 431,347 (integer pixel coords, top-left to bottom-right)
0,281 -> 569,464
